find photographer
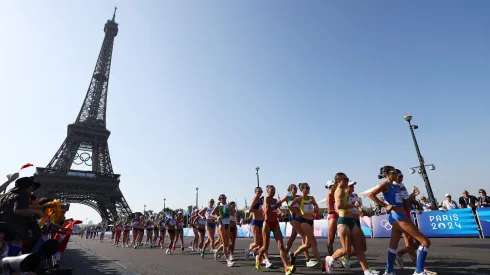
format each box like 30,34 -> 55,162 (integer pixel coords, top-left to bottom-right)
2,177 -> 43,251
0,222 -> 39,275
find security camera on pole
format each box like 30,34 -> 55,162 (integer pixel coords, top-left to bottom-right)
404,114 -> 438,210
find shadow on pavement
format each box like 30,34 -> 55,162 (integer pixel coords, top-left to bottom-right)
60,243 -> 128,275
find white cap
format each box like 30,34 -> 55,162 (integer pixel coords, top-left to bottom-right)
326,180 -> 335,188
445,193 -> 451,197
348,181 -> 357,186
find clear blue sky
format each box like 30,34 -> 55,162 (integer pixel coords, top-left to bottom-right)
1,1 -> 489,223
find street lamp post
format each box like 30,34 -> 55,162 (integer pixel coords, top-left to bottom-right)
256,166 -> 260,187
144,204 -> 146,216
163,198 -> 166,213
404,114 -> 438,210
196,187 -> 199,209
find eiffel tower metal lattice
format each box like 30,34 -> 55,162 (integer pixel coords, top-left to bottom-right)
34,8 -> 132,223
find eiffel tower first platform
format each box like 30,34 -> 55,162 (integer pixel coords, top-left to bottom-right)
34,8 -> 132,223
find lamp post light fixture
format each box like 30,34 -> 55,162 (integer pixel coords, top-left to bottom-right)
404,114 -> 438,210
409,164 -> 436,175
256,166 -> 260,187
196,186 -> 199,209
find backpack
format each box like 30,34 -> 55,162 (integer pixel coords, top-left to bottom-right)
0,192 -> 18,223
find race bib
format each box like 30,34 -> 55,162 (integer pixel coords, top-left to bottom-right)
221,218 -> 230,225
395,192 -> 403,203
169,220 -> 176,226
304,203 -> 314,213
401,191 -> 410,199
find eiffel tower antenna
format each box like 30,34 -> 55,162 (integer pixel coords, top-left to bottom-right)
112,6 -> 117,21
34,10 -> 131,223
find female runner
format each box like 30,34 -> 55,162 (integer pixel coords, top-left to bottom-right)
137,215 -> 145,247
325,180 -> 340,265
368,166 -> 432,275
145,216 -> 154,247
158,215 -> 167,249
193,211 -> 206,255
190,209 -> 200,251
130,214 -> 141,248
282,184 -> 313,267
175,211 -> 185,251
199,199 -> 217,255
211,194 -> 235,267
153,217 -> 159,248
113,220 -> 123,247
288,182 -> 325,273
255,185 -> 293,275
122,219 -> 131,247
246,187 -> 266,261
326,173 -> 378,274
229,201 -> 238,258
165,211 -> 177,255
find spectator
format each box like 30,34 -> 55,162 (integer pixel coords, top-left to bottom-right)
459,190 -> 477,209
419,196 -> 432,211
477,189 -> 490,208
0,173 -> 19,194
442,194 -> 458,210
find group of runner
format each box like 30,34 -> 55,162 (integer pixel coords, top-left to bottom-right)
97,166 -> 435,275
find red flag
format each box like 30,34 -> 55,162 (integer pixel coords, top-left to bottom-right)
20,163 -> 34,170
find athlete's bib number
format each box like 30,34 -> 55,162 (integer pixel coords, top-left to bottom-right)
304,203 -> 314,213
395,193 -> 403,203
221,218 -> 230,225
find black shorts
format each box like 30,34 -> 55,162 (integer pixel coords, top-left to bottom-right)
338,217 -> 355,230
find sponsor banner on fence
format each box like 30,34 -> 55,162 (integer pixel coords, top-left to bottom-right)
476,207 -> 490,238
416,208 -> 479,238
183,219 -> 370,238
372,214 -> 392,238
361,216 -> 372,238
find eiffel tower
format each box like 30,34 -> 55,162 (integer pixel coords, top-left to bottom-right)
34,8 -> 132,223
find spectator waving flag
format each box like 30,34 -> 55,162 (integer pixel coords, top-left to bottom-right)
20,163 -> 34,170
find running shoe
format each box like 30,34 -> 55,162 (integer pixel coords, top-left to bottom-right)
340,256 -> 350,270
201,250 -> 205,258
395,254 -> 404,269
229,254 -> 234,261
285,265 -> 295,275
364,269 -> 380,275
288,252 -> 296,265
227,259 -> 235,267
306,260 -> 318,267
413,272 -> 428,275
244,248 -> 250,261
265,260 -> 273,268
255,255 -> 263,271
424,269 -> 438,275
214,250 -> 219,261
383,271 -> 396,275
181,246 -> 184,252
368,268 -> 380,274
325,256 -> 334,274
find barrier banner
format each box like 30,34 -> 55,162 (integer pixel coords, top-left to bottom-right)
372,214 -> 392,238
416,208 -> 479,238
476,207 -> 490,238
360,216 -> 372,238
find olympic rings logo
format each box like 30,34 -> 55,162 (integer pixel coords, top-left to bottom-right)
380,220 -> 392,230
73,152 -> 92,166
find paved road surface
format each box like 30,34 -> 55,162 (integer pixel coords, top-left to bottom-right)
61,237 -> 490,275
